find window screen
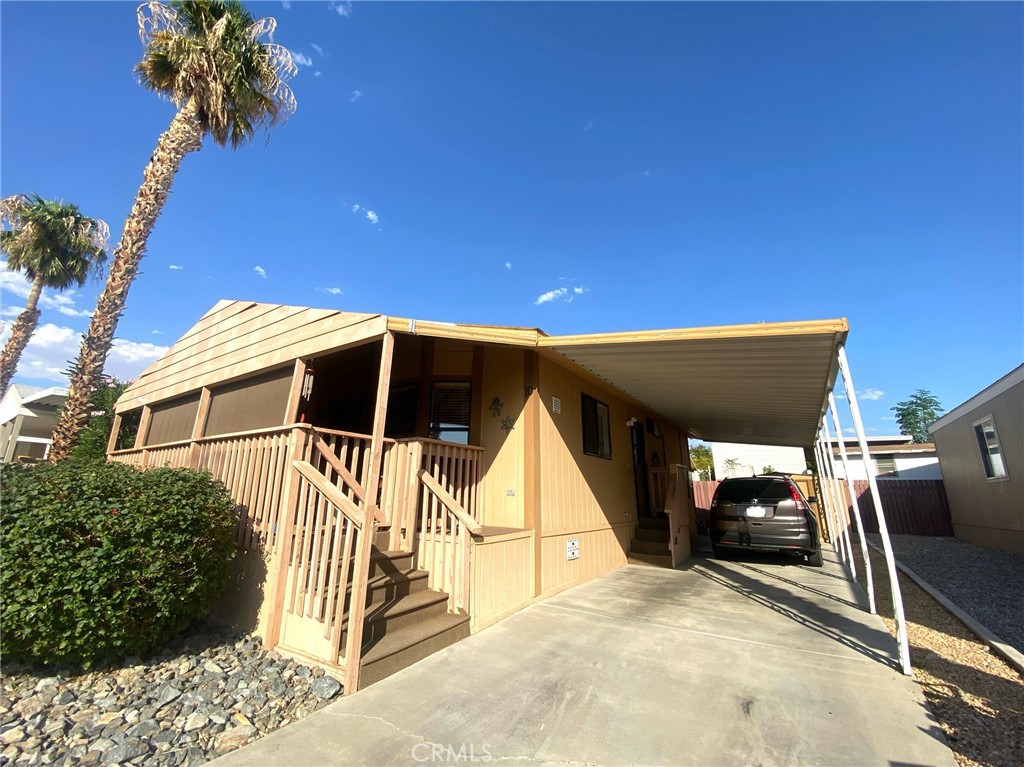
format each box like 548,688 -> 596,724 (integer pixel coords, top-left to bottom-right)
144,393 -> 201,446
581,393 -> 612,459
430,382 -> 471,444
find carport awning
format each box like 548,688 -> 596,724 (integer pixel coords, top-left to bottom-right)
540,319 -> 849,448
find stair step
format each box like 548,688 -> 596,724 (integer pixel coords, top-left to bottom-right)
637,516 -> 670,531
361,549 -> 414,580
634,527 -> 670,543
628,552 -> 674,568
359,612 -> 471,688
323,569 -> 429,615
361,589 -> 451,638
630,538 -> 670,556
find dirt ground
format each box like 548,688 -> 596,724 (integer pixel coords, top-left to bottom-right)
851,545 -> 1023,767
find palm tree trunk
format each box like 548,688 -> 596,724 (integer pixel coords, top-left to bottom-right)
0,275 -> 44,397
49,101 -> 204,462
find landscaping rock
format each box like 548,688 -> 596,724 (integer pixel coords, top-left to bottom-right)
1,620 -> 341,767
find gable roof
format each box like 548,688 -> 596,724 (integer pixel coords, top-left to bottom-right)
118,300 -> 848,447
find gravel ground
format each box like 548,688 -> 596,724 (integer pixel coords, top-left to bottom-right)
867,534 -> 1024,654
852,545 -> 1023,767
0,621 -> 341,766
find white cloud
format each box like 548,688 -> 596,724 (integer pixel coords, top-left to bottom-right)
254,266 -> 267,279
291,50 -> 313,67
1,261 -> 91,317
350,89 -> 362,103
311,43 -> 324,56
505,262 -> 512,270
281,1 -> 291,8
583,120 -> 594,131
881,415 -> 896,421
168,264 -> 184,270
859,388 -> 885,401
535,285 -> 589,305
318,286 -> 344,296
0,320 -> 171,386
643,170 -> 651,177
535,288 -> 568,305
329,1 -> 352,17
365,210 -> 379,225
2,305 -> 23,318
844,427 -> 856,435
314,71 -> 323,78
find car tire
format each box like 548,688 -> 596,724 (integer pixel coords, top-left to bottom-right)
712,545 -> 729,561
806,549 -> 823,568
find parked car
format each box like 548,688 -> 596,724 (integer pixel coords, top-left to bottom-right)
709,475 -> 822,566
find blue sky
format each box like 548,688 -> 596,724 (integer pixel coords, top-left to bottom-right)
1,1 -> 1021,438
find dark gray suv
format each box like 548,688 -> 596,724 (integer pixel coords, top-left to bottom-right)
709,476 -> 822,566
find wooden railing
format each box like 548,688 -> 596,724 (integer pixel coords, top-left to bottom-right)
282,436 -> 376,692
650,465 -> 691,566
415,469 -> 482,613
417,439 -> 484,522
110,425 -> 304,551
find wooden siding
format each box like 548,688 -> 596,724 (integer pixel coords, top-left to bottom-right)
932,378 -> 1023,555
477,346 -> 526,528
116,302 -> 386,412
470,530 -> 534,632
204,366 -> 294,436
536,356 -> 685,595
144,393 -> 201,446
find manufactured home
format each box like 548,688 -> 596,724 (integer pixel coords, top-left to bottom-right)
108,301 -> 849,692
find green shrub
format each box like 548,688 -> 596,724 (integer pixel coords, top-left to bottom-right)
1,461 -> 237,667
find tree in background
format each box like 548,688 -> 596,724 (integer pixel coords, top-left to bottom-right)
50,1 -> 297,461
892,389 -> 943,444
689,444 -> 714,480
0,195 -> 108,397
69,376 -> 133,461
723,457 -> 742,477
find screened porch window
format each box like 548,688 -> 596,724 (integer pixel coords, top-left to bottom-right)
430,382 -> 471,444
582,393 -> 612,459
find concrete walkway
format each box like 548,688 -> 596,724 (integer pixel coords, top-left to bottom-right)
214,549 -> 956,766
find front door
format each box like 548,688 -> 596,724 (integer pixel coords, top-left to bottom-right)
630,421 -> 652,517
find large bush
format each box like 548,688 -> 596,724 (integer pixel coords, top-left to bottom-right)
1,461 -> 236,666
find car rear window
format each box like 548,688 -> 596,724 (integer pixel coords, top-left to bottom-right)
716,478 -> 791,502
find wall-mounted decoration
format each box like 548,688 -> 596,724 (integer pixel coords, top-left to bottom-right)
490,396 -> 503,418
501,416 -> 515,433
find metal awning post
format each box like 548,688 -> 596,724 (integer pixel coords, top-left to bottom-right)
821,420 -> 856,579
837,346 -> 911,675
828,393 -> 875,614
814,438 -> 843,561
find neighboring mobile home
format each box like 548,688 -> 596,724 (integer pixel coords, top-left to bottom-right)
108,301 -> 849,691
929,365 -> 1024,555
0,384 -> 67,462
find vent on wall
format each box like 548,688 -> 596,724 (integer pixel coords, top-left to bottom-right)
552,396 -> 561,415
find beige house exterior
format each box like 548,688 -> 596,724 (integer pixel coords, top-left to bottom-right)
0,384 -> 67,463
929,365 -> 1024,555
108,300 -> 849,691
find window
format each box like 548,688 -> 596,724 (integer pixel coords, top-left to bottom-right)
385,384 -> 418,439
430,382 -> 471,444
581,393 -> 612,459
875,456 -> 898,476
973,415 -> 1008,480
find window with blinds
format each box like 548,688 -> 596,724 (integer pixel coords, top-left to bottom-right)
144,393 -> 201,446
429,382 -> 471,444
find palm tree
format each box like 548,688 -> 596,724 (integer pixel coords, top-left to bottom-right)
49,1 -> 296,461
0,194 -> 109,397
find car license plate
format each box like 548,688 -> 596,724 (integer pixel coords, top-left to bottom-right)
745,506 -> 766,518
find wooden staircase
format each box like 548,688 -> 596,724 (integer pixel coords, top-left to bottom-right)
353,548 -> 470,687
627,515 -> 674,568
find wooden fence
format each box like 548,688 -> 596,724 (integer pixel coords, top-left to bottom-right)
692,478 -> 953,537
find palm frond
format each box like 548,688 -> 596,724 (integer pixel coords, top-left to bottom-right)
135,0 -> 296,148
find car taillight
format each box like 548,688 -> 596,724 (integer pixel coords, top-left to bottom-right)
787,481 -> 807,509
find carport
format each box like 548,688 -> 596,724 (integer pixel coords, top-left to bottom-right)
541,318 -> 911,676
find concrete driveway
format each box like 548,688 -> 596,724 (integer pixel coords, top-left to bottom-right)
214,549 -> 955,766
